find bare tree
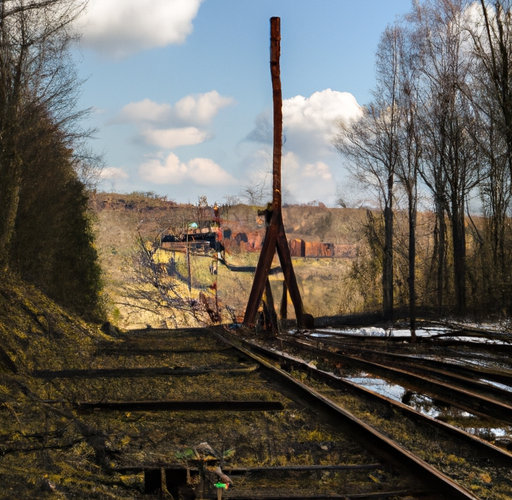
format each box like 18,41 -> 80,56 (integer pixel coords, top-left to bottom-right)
239,175 -> 270,207
472,0 -> 512,178
336,0 -> 512,318
412,0 -> 480,314
467,0 -> 512,311
392,23 -> 422,336
122,233 -> 215,327
0,0 -> 87,269
335,25 -> 404,320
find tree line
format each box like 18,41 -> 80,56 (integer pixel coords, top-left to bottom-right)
335,0 -> 512,331
0,0 -> 103,321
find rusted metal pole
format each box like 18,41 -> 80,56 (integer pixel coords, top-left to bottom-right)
276,214 -> 305,328
244,17 -> 307,329
280,280 -> 288,320
243,18 -> 282,326
270,17 -> 282,214
243,216 -> 279,325
270,17 -> 305,328
264,278 -> 279,335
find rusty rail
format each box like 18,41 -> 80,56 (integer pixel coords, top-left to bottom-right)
213,330 -> 480,500
306,335 -> 512,390
286,337 -> 512,424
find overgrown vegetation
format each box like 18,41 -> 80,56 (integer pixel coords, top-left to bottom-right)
0,0 -> 104,321
335,0 -> 512,325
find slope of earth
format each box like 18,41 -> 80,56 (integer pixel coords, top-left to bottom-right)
91,193 -> 367,328
0,274 -> 124,498
0,276 -> 395,499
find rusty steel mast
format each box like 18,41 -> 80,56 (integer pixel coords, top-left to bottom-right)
243,17 -> 307,330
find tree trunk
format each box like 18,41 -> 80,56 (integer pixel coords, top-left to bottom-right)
436,201 -> 447,311
408,187 -> 417,340
382,173 -> 394,320
451,197 -> 466,314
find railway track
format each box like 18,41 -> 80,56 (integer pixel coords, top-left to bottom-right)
36,325 -> 512,499
214,330 -> 486,499
309,340 -> 512,387
301,328 -> 512,412
228,336 -> 512,459
226,328 -> 512,498
280,336 -> 512,424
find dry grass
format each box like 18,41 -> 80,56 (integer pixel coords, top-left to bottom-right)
92,199 -> 368,328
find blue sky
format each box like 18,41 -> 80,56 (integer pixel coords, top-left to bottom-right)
75,0 -> 414,205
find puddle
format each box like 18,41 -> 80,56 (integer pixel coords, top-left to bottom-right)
462,427 -> 512,443
402,393 -> 478,419
344,375 -> 407,402
313,325 -> 512,344
466,427 -> 507,437
419,355 -> 512,373
343,373 -> 484,422
308,333 -> 333,338
438,336 -> 512,345
480,379 -> 512,392
313,327 -> 449,338
314,327 -> 388,337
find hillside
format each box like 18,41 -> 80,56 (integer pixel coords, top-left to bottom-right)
1,275 -> 336,499
0,274 -> 132,498
0,276 -> 391,500
90,193 -> 368,328
90,192 -> 366,244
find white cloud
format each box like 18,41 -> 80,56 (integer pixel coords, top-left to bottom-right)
114,92 -> 233,148
187,158 -> 237,185
117,92 -> 233,127
302,161 -> 332,181
117,99 -> 172,125
282,153 -> 335,203
79,0 -> 203,59
139,154 -> 188,184
242,89 -> 361,204
247,89 -> 362,162
99,166 -> 129,180
142,127 -> 208,148
283,89 -> 362,160
175,91 -> 234,126
139,153 -> 238,186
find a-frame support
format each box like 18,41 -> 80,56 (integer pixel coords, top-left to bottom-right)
243,17 -> 306,330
